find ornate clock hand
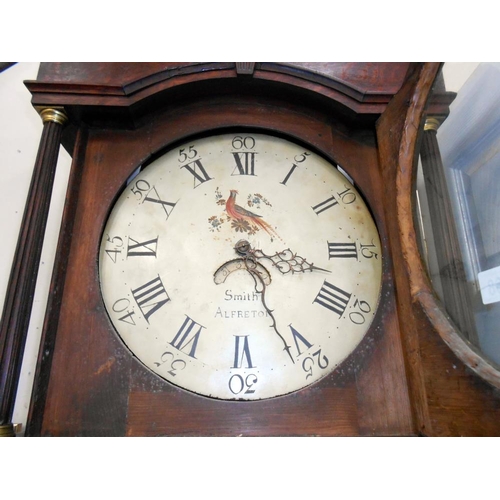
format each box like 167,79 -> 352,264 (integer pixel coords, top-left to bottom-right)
234,239 -> 331,275
213,242 -> 295,364
244,259 -> 295,364
213,258 -> 271,285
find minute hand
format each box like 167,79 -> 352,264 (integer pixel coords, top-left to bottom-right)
255,248 -> 331,275
234,240 -> 330,275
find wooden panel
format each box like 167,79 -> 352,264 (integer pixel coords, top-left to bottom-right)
321,118 -> 413,436
126,388 -> 360,437
417,304 -> 500,436
377,63 -> 438,435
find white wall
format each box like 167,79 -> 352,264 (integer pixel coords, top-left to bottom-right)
442,62 -> 480,92
0,62 -> 479,435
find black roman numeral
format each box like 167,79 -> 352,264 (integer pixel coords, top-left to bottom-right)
288,325 -> 313,357
313,280 -> 351,317
170,315 -> 205,359
328,242 -> 358,259
280,164 -> 298,185
232,152 -> 256,176
181,159 -> 213,188
312,195 -> 338,215
144,187 -> 177,220
231,335 -> 254,368
127,236 -> 159,258
131,275 -> 170,323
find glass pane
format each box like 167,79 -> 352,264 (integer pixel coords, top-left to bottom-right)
416,62 -> 500,370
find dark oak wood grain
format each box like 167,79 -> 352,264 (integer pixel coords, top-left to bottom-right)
26,126 -> 88,436
376,62 -> 440,435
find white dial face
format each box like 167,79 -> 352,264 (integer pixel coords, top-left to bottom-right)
99,133 -> 382,400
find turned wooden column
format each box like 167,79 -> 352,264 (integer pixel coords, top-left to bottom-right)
420,116 -> 478,344
0,108 -> 68,436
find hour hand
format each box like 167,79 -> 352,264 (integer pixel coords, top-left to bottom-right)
213,258 -> 271,285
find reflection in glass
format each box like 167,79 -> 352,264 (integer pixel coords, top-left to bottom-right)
417,62 -> 500,368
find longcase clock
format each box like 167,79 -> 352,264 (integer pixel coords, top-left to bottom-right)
1,62 -> 500,436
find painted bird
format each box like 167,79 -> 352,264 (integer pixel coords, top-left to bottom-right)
225,190 -> 280,240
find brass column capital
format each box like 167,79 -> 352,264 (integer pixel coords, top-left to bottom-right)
0,423 -> 15,437
36,107 -> 69,126
424,116 -> 442,132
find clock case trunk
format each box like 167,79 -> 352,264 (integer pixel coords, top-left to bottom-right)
20,63 -> 500,436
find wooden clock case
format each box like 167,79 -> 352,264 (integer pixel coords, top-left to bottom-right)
11,62 -> 500,436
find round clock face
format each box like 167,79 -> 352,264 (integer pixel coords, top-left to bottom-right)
99,132 -> 382,400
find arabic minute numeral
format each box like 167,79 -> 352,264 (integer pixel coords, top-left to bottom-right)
337,186 -> 356,204
154,351 -> 187,377
105,235 -> 123,263
360,242 -> 379,259
178,145 -> 198,163
302,349 -> 329,380
231,136 -> 256,150
228,373 -> 258,395
111,298 -> 136,325
130,179 -> 151,200
349,299 -> 372,325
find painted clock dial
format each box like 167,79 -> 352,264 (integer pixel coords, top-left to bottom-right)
98,132 -> 382,400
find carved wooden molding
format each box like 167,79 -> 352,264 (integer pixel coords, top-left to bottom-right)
24,63 -> 414,115
236,62 -> 255,75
